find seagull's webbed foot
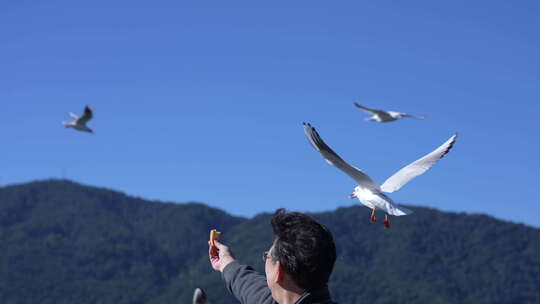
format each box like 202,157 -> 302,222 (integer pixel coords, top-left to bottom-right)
384,214 -> 390,229
370,208 -> 376,222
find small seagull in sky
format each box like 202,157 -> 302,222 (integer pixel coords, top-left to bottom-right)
303,122 -> 457,229
63,105 -> 94,133
354,103 -> 426,122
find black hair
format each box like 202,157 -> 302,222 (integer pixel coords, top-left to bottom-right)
270,208 -> 337,291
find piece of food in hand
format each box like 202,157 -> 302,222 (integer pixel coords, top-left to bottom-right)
209,229 -> 222,247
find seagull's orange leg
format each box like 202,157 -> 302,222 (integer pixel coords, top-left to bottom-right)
384,214 -> 390,229
370,208 -> 377,222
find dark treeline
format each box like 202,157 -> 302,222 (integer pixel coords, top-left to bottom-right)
1,180 -> 539,304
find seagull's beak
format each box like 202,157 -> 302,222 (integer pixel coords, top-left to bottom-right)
348,193 -> 356,199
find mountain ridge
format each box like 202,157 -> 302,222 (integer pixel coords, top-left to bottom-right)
3,178 -> 533,228
1,179 -> 539,304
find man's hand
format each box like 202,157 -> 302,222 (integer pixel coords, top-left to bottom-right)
209,240 -> 236,272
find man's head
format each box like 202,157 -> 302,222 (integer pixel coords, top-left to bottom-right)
265,209 -> 336,294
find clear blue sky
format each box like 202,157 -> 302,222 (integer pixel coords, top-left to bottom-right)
2,1 -> 539,227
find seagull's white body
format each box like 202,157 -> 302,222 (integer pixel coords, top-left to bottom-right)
354,103 -> 426,123
303,123 -> 457,227
63,106 -> 94,133
352,187 -> 412,216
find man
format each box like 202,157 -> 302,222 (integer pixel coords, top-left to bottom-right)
209,209 -> 337,304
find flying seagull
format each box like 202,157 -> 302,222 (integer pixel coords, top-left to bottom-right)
303,122 -> 457,228
192,288 -> 207,304
63,105 -> 94,133
354,103 -> 426,122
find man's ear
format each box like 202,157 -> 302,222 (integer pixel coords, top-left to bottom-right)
276,261 -> 285,282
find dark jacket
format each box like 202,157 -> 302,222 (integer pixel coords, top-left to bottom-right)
222,261 -> 336,304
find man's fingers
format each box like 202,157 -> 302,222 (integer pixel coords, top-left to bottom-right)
210,245 -> 218,256
213,240 -> 227,250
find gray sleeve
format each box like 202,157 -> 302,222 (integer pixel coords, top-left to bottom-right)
221,261 -> 277,304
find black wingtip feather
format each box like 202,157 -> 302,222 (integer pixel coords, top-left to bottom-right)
440,134 -> 457,160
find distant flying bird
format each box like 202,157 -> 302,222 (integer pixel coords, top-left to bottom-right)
354,103 -> 426,122
192,288 -> 207,304
63,105 -> 94,133
303,122 -> 457,228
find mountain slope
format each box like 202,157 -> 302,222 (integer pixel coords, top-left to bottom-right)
1,180 -> 539,304
0,180 -> 244,304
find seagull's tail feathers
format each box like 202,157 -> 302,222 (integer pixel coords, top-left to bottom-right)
387,205 -> 413,216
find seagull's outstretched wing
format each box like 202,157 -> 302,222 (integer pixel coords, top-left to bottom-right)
403,113 -> 427,120
303,123 -> 380,189
192,288 -> 207,304
76,105 -> 93,124
68,112 -> 79,121
380,134 -> 457,193
354,103 -> 385,115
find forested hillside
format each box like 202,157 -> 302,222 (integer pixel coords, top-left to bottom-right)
1,180 -> 538,304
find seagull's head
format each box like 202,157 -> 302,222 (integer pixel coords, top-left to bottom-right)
349,186 -> 362,199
